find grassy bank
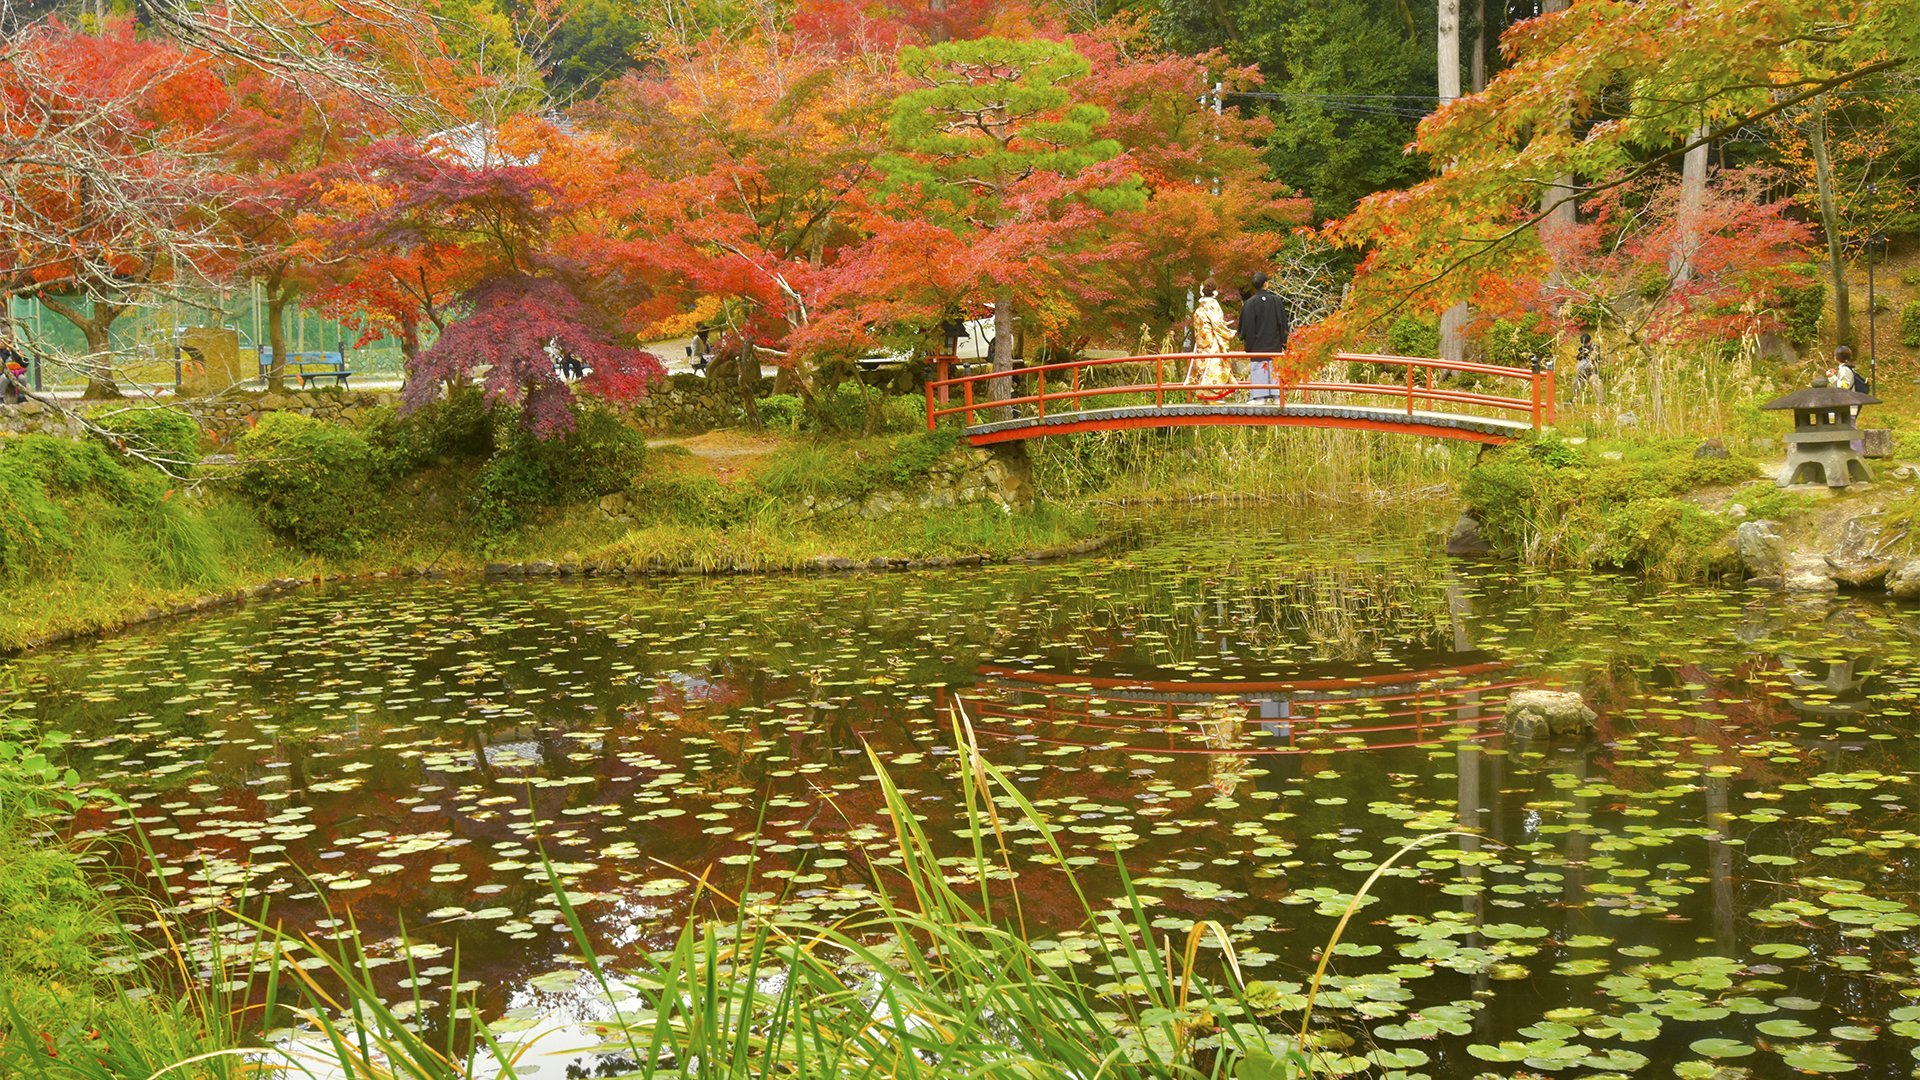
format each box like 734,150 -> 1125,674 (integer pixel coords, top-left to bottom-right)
0,395 -> 1102,652
1459,433 -> 1781,579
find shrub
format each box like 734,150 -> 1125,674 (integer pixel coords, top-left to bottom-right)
362,385 -> 497,481
762,384 -> 924,435
472,405 -> 647,533
1773,273 -> 1826,350
235,412 -> 379,558
1901,300 -> 1920,349
95,406 -> 201,471
1482,315 -> 1556,368
757,394 -> 803,430
1387,316 -> 1440,359
1462,439 -> 1758,578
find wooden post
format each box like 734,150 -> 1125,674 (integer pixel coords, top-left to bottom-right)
1530,355 -> 1542,431
1406,362 -> 1415,416
964,376 -> 974,426
1073,364 -> 1081,411
1156,355 -> 1164,409
925,360 -> 936,431
1038,366 -> 1046,417
938,357 -> 950,406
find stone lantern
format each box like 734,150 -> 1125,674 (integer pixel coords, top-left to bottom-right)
1761,376 -> 1880,488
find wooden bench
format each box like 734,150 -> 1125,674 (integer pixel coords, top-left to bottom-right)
258,350 -> 355,389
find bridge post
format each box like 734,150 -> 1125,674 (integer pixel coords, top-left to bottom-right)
1155,355 -> 1164,409
925,360 -> 935,431
1530,355 -> 1542,431
938,356 -> 950,406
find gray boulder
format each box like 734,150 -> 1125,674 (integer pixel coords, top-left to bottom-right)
1735,520 -> 1788,578
1695,438 -> 1731,460
1503,690 -> 1597,739
1862,429 -> 1894,458
1824,513 -> 1900,589
1783,555 -> 1838,594
1446,512 -> 1493,555
1890,560 -> 1920,600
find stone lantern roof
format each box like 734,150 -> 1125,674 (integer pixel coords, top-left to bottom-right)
1760,375 -> 1879,411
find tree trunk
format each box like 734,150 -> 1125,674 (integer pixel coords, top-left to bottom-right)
1539,0 -> 1575,235
265,263 -> 290,393
1439,302 -> 1469,368
1809,96 -> 1851,349
1437,0 -> 1467,368
40,294 -> 122,398
1469,0 -> 1485,94
990,286 -> 1014,421
737,339 -> 762,430
1668,126 -> 1710,285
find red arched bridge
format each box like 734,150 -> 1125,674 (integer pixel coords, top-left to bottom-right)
923,352 -> 1555,446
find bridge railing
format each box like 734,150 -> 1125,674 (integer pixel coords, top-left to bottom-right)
924,350 -> 1555,432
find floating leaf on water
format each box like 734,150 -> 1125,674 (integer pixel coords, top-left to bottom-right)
1688,1038 -> 1754,1059
1756,1020 -> 1816,1038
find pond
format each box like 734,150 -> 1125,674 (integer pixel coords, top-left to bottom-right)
10,503 -> 1920,1078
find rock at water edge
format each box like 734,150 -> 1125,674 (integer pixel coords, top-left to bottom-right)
1446,512 -> 1493,555
1735,520 -> 1787,578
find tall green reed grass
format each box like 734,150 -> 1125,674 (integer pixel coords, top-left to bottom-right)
1030,426 -> 1474,503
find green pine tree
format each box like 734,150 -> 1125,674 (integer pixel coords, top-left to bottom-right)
883,37 -> 1144,403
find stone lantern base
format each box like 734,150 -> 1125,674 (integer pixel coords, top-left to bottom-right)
1778,433 -> 1872,488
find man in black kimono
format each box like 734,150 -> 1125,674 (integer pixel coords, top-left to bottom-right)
1238,272 -> 1289,403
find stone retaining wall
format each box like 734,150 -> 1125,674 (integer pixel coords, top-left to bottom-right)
634,372 -> 775,432
800,443 -> 1034,518
0,390 -> 404,443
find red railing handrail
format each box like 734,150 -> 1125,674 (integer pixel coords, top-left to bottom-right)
924,350 -> 1556,433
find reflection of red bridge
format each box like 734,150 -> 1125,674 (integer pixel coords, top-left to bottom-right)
951,657 -> 1534,756
925,352 -> 1555,447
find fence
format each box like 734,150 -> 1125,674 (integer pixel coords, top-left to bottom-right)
6,289 -> 422,390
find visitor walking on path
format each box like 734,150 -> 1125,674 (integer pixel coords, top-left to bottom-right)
1185,283 -> 1238,400
0,340 -> 27,404
1238,272 -> 1289,403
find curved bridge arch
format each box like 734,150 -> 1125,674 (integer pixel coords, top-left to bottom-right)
925,351 -> 1555,446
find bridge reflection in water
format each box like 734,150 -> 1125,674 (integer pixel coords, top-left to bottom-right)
947,650 -> 1533,794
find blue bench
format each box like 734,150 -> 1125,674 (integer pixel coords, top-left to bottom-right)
258,349 -> 355,389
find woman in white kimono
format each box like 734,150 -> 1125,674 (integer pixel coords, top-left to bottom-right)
1184,283 -> 1238,400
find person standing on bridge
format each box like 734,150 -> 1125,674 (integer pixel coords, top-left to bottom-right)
1185,283 -> 1237,399
1238,272 -> 1289,403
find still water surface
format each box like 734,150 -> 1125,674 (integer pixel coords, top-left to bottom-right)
11,505 -> 1920,1076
